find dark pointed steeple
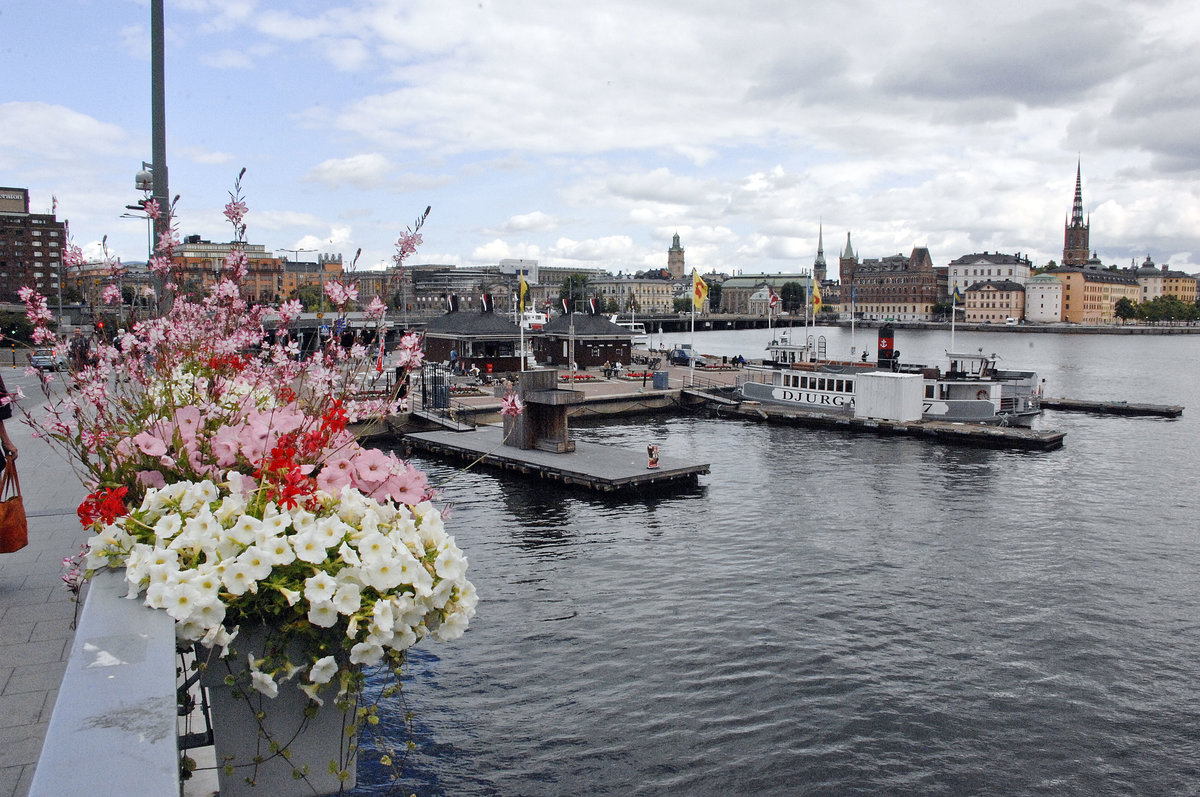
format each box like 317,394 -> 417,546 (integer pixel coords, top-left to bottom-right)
1063,161 -> 1090,267
813,223 -> 827,284
1071,160 -> 1084,226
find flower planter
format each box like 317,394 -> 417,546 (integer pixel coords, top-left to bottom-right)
200,629 -> 358,797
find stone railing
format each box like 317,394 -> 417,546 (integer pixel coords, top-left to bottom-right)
29,569 -> 180,795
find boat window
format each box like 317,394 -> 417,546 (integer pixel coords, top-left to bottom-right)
925,385 -> 935,399
801,376 -> 809,389
845,380 -> 853,393
835,379 -> 844,392
818,378 -> 826,391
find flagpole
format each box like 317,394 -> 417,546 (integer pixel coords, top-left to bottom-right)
689,302 -> 696,387
951,290 -> 957,352
851,287 -> 856,358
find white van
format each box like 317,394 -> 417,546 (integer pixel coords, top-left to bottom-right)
1005,317 -> 1018,325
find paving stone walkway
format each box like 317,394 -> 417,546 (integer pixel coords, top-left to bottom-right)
0,370 -> 87,797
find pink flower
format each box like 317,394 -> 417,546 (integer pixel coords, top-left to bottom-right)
101,285 -> 121,305
366,296 -> 387,319
277,300 -> 303,326
323,281 -> 359,307
388,462 -> 430,505
210,426 -> 242,467
392,231 -> 422,266
236,420 -> 272,463
316,457 -> 354,494
173,406 -> 202,443
500,391 -> 524,418
136,470 -> 167,490
223,249 -> 249,281
223,198 -> 248,227
351,448 -> 392,489
132,429 -> 169,458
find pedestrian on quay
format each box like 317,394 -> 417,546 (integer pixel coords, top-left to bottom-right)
0,373 -> 18,471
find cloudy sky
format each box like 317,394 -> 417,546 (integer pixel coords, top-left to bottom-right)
4,0 -> 1200,277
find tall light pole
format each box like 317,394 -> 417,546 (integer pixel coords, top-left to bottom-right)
150,0 -> 170,314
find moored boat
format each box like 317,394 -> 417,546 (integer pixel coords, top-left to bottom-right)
737,325 -> 1042,426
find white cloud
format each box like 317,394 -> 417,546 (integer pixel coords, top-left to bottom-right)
470,239 -> 542,264
502,212 -> 558,233
304,154 -> 395,190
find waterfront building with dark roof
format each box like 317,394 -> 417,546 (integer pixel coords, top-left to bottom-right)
1042,264 -> 1140,324
947,252 -> 1033,297
963,279 -> 1026,324
838,235 -> 941,322
535,312 -> 633,369
423,301 -> 524,375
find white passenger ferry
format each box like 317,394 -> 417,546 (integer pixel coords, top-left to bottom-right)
737,327 -> 1042,426
610,315 -> 649,345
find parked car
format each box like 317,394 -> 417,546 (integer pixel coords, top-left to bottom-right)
667,348 -> 707,367
30,347 -> 66,371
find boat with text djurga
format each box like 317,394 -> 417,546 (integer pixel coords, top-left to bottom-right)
736,325 -> 1042,426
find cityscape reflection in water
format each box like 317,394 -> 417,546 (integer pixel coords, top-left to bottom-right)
355,330 -> 1200,796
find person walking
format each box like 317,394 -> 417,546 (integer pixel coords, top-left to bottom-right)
0,373 -> 18,471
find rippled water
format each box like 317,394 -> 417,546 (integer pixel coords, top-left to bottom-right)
355,329 -> 1200,796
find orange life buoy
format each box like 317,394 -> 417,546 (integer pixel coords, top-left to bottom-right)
976,389 -> 988,400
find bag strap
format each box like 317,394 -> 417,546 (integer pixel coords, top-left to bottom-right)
0,457 -> 19,500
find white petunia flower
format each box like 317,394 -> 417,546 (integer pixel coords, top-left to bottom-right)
291,531 -> 328,564
309,655 -> 338,684
250,669 -> 279,698
304,571 -> 337,603
434,545 -> 467,581
349,641 -> 384,666
332,582 -> 362,615
307,600 -> 338,628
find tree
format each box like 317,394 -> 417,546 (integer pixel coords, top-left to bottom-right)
558,274 -> 591,311
779,282 -> 806,313
295,283 -> 329,313
673,297 -> 692,312
1114,297 -> 1139,323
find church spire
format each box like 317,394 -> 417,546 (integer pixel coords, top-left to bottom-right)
1071,160 -> 1084,226
1063,161 -> 1090,267
812,223 -> 827,284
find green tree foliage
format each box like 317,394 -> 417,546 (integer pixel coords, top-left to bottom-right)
1138,295 -> 1200,324
1114,297 -> 1139,323
779,282 -> 806,313
558,274 -> 591,309
673,297 -> 692,312
295,283 -> 329,313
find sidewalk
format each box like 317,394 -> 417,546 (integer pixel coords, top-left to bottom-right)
0,369 -> 88,797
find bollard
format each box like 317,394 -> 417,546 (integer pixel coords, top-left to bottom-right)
647,444 -> 659,469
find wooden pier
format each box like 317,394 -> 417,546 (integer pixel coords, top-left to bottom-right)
403,425 -> 710,492
708,398 -> 1067,451
1041,397 -> 1184,418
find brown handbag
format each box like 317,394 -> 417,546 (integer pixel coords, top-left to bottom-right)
0,457 -> 28,553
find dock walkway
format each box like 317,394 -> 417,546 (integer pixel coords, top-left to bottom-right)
1041,397 -> 1183,417
404,425 -> 709,491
